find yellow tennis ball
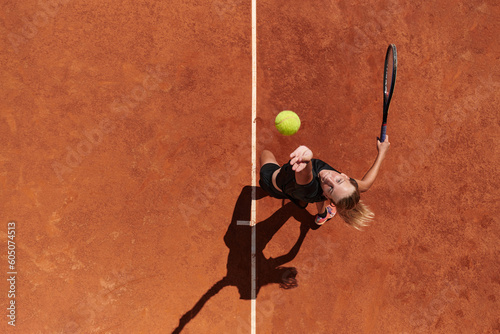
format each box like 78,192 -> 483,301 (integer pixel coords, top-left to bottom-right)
275,110 -> 301,136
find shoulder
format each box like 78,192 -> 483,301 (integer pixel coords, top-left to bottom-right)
312,159 -> 338,173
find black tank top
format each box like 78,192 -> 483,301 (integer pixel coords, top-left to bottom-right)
276,159 -> 339,206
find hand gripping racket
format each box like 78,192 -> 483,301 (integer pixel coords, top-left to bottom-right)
380,44 -> 397,142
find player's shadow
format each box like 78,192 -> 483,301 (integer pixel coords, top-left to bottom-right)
172,186 -> 314,334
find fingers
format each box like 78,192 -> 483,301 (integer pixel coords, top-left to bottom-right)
290,145 -> 312,172
290,149 -> 304,165
290,147 -> 304,159
377,135 -> 390,144
290,146 -> 311,161
292,163 -> 306,172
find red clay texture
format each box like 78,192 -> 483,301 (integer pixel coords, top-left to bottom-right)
0,0 -> 498,333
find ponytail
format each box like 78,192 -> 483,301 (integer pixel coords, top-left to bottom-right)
334,179 -> 375,230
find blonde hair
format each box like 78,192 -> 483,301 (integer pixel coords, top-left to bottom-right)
334,179 -> 375,230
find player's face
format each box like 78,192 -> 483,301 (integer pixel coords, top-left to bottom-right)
320,170 -> 355,203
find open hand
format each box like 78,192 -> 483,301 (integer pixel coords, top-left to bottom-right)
290,145 -> 313,172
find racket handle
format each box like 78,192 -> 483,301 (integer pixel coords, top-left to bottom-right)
380,124 -> 387,142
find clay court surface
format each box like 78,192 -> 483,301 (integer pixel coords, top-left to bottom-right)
1,0 -> 499,333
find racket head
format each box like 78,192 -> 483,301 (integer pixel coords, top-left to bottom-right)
382,44 -> 397,122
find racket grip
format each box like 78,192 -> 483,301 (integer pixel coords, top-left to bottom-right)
380,124 -> 387,142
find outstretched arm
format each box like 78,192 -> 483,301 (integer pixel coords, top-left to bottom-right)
355,136 -> 390,192
290,145 -> 313,185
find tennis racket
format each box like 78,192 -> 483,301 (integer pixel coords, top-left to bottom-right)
380,44 -> 397,142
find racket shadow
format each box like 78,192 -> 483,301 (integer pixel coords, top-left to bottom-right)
172,186 -> 314,333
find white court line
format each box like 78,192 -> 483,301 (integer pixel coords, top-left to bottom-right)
237,220 -> 252,226
251,0 -> 257,333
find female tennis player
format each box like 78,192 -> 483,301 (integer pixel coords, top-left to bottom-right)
259,137 -> 390,230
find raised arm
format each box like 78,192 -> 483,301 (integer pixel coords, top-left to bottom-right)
355,136 -> 391,192
290,145 -> 313,185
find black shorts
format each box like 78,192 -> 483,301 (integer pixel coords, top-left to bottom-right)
259,163 -> 287,199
